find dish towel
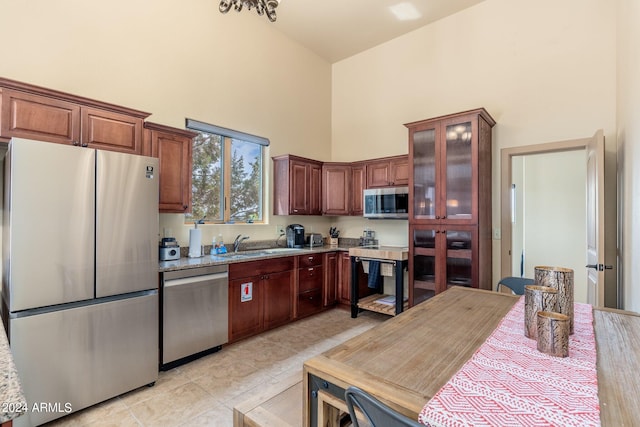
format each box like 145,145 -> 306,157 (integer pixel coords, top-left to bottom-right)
367,260 -> 382,289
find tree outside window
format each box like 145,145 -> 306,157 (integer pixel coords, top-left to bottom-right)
185,120 -> 267,224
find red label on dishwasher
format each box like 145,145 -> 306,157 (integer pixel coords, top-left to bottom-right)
241,282 -> 253,302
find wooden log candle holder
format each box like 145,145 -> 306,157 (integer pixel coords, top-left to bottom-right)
534,266 -> 574,334
524,285 -> 558,339
536,311 -> 570,357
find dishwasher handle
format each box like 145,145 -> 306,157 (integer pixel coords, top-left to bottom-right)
163,272 -> 228,288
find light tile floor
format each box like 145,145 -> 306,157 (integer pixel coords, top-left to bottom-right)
45,308 -> 386,427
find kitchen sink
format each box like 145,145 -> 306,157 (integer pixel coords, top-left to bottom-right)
213,253 -> 253,260
259,248 -> 303,254
212,248 -> 303,261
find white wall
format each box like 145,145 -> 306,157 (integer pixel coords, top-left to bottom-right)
617,0 -> 640,312
0,0 -> 333,248
520,151 -> 588,303
331,0 -> 617,291
1,0 -> 634,308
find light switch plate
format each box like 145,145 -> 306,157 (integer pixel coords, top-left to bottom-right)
493,228 -> 501,239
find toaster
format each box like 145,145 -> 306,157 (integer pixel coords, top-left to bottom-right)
305,233 -> 323,247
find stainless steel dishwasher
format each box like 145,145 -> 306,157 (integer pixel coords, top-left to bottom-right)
161,264 -> 228,369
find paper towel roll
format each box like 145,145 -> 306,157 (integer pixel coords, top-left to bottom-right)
188,228 -> 202,258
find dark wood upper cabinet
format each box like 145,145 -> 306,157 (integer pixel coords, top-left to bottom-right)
322,163 -> 351,216
0,88 -> 80,144
273,154 -> 322,215
351,162 -> 366,216
276,154 -> 410,217
143,122 -> 196,213
81,107 -> 143,154
365,155 -> 409,188
0,78 -> 149,153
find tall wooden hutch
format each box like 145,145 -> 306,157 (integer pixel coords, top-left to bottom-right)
406,108 -> 495,306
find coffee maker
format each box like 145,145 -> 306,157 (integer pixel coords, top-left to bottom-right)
286,224 -> 305,248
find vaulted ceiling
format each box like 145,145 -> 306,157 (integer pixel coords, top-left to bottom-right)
266,0 -> 486,62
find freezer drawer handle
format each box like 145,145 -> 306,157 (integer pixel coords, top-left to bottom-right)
164,272 -> 228,288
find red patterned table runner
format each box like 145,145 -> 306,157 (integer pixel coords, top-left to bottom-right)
419,298 -> 599,426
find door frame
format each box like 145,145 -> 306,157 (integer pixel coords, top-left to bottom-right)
500,137 -> 591,279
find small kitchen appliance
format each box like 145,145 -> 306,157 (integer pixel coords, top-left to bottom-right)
305,233 -> 323,247
160,237 -> 181,261
360,229 -> 377,247
363,186 -> 409,219
286,224 -> 305,248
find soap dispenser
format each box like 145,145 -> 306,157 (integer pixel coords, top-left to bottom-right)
216,233 -> 227,254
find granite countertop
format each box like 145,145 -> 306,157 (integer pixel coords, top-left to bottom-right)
159,245 -> 351,273
0,326 -> 27,423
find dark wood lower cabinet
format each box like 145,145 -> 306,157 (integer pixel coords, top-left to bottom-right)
296,254 -> 324,318
229,275 -> 264,342
264,270 -> 295,330
228,258 -> 294,343
338,251 -> 371,305
323,252 -> 338,307
228,251 -> 362,343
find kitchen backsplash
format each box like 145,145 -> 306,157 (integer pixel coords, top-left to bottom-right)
160,213 -> 408,254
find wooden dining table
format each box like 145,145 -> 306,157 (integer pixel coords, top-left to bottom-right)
302,286 -> 640,427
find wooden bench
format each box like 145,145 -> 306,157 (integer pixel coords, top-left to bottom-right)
233,373 -> 302,427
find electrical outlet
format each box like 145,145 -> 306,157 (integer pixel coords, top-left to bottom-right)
276,224 -> 285,236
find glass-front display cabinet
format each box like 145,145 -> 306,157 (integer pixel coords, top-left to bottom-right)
409,114 -> 480,224
406,109 -> 495,305
410,226 -> 478,305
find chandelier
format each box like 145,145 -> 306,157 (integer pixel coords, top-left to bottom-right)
219,0 -> 280,22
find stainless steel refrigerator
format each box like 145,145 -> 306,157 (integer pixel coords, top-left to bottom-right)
2,138 -> 159,427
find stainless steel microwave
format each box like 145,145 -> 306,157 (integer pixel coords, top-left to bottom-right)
363,187 -> 409,219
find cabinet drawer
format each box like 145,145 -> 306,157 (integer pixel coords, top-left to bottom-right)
298,253 -> 322,268
298,289 -> 322,318
298,266 -> 323,292
229,257 -> 295,279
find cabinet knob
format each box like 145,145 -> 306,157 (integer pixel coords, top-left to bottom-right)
183,205 -> 189,210
72,141 -> 80,146
81,142 -> 88,148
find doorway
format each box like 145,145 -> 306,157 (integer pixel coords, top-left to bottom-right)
500,137 -> 596,304
510,150 -> 587,303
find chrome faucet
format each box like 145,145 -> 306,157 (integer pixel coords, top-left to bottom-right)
233,234 -> 250,253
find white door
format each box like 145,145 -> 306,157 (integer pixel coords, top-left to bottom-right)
586,130 -> 606,307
